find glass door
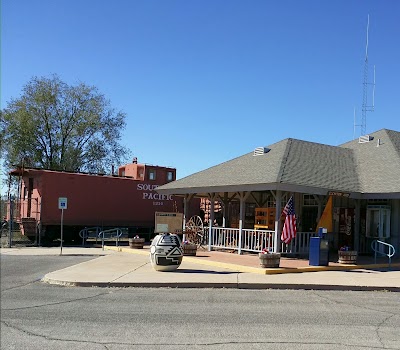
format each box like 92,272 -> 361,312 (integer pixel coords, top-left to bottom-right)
366,205 -> 391,239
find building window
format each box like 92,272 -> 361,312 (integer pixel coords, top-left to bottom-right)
148,169 -> 156,180
167,171 -> 174,182
303,194 -> 318,206
368,199 -> 389,205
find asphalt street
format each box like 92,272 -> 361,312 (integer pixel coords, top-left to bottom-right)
0,254 -> 95,291
1,254 -> 400,350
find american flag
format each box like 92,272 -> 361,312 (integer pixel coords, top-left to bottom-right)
281,196 -> 297,244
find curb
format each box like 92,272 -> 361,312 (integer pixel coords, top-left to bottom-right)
104,245 -> 400,275
41,276 -> 400,292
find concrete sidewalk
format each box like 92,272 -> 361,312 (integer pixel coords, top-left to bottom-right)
1,246 -> 399,291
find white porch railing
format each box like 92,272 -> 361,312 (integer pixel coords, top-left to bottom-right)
208,227 -> 316,255
241,229 -> 275,253
209,227 -> 242,251
281,231 -> 318,255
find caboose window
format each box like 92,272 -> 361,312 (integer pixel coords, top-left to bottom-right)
148,170 -> 156,180
167,171 -> 174,182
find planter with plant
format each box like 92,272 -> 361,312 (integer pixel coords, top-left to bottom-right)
259,249 -> 281,268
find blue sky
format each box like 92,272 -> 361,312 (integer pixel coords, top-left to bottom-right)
1,0 -> 399,182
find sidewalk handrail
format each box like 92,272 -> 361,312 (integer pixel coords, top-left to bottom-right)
371,240 -> 396,267
98,228 -> 123,250
79,227 -> 102,246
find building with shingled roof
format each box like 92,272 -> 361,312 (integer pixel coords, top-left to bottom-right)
157,128 -> 400,256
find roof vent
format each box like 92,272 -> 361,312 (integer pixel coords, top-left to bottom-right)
358,135 -> 374,143
253,147 -> 270,156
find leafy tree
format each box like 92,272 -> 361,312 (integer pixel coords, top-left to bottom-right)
0,75 -> 130,173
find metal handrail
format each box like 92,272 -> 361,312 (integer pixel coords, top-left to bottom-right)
79,227 -> 102,246
371,240 -> 396,267
98,228 -> 124,250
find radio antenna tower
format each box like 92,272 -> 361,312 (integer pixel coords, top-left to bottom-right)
360,14 -> 376,136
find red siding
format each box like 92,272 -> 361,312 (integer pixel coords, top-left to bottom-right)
16,166 -> 197,228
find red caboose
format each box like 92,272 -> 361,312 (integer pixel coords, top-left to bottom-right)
8,159 -> 199,243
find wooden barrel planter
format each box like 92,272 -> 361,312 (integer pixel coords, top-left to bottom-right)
259,253 -> 281,268
182,243 -> 197,256
338,250 -> 358,264
129,237 -> 145,249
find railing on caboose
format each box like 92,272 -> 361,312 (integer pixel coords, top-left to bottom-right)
2,198 -> 41,238
4,198 -> 41,223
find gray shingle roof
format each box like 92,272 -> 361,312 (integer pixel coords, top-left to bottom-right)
157,128 -> 400,197
340,129 -> 400,194
281,139 -> 359,192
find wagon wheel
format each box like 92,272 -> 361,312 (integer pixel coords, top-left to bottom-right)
185,215 -> 205,248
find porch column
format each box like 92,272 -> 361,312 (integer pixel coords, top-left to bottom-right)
273,190 -> 282,253
218,193 -> 237,228
238,191 -> 250,255
208,194 -> 215,251
222,193 -> 228,228
392,200 -> 400,251
354,199 -> 361,252
183,194 -> 188,241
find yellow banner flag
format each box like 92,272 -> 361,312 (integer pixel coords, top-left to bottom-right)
316,196 -> 333,232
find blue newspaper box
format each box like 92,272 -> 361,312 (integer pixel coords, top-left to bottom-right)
309,228 -> 329,266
